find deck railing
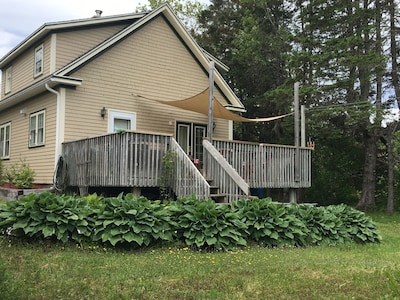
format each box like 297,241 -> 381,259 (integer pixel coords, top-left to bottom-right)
203,139 -> 250,202
61,133 -> 312,199
211,139 -> 312,188
62,132 -> 171,188
169,138 -> 210,200
61,132 -> 210,199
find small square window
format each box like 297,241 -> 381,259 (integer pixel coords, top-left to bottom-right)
5,67 -> 12,94
29,110 -> 45,147
0,122 -> 11,159
34,45 -> 43,77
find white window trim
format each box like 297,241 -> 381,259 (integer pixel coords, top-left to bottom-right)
108,110 -> 136,133
29,110 -> 45,147
34,44 -> 44,77
0,122 -> 11,159
5,66 -> 12,94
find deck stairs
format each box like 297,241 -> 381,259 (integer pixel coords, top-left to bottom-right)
206,179 -> 227,203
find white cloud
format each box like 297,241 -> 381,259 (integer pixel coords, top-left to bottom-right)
0,29 -> 20,58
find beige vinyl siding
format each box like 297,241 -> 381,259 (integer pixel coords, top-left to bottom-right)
1,37 -> 52,99
55,24 -> 128,70
64,16 -> 231,142
0,93 -> 56,184
1,24 -> 127,100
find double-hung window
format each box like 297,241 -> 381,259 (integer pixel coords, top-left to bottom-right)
34,45 -> 43,77
5,67 -> 12,94
29,110 -> 45,147
0,123 -> 11,159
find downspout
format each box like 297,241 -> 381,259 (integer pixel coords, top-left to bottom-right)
45,83 -> 61,168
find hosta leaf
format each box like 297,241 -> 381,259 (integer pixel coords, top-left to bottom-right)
42,226 -> 56,238
0,211 -> 14,218
103,219 -> 115,227
0,217 -> 16,227
284,232 -> 294,239
123,232 -> 143,245
108,235 -> 121,246
206,236 -> 217,245
270,231 -> 279,240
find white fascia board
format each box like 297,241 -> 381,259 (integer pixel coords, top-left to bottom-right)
0,76 -> 82,111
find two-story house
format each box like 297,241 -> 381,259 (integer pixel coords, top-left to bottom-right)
0,4 -> 312,202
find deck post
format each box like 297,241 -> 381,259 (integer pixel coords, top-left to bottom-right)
301,105 -> 306,147
289,189 -> 297,203
131,187 -> 141,197
207,61 -> 215,141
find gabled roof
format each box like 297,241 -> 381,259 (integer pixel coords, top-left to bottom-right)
0,4 -> 245,112
0,12 -> 147,68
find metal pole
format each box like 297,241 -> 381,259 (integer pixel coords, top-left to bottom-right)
207,61 -> 215,141
293,82 -> 300,202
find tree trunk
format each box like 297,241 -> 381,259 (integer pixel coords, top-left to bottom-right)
387,137 -> 395,214
356,130 -> 377,211
383,123 -> 398,214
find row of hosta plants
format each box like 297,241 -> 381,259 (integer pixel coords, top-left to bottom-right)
0,192 -> 380,250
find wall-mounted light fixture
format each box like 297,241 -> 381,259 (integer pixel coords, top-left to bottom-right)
100,107 -> 106,119
20,109 -> 26,116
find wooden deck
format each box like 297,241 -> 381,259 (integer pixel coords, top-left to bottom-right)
60,131 -> 313,202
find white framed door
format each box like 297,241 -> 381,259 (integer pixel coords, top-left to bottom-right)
176,122 -> 207,161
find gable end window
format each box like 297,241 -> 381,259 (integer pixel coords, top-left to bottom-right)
0,123 -> 11,159
5,67 -> 12,94
34,45 -> 43,77
29,110 -> 45,147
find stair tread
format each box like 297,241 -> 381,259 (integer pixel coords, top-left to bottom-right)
210,193 -> 227,197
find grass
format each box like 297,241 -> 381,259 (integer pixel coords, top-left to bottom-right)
1,213 -> 400,299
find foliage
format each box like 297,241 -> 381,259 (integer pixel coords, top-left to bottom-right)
136,0 -> 205,32
160,150 -> 177,200
0,192 -> 93,244
232,198 -> 380,247
4,159 -> 35,188
231,198 -> 308,247
170,197 -> 247,250
92,194 -> 174,247
197,0 -> 294,143
0,193 -> 380,251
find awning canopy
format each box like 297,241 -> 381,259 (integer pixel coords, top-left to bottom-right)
138,88 -> 291,123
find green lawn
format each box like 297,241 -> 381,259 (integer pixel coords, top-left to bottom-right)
1,213 -> 399,300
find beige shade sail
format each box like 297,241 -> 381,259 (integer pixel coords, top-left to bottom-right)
138,88 -> 291,122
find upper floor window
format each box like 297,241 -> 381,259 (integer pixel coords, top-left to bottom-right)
0,122 -> 11,159
5,67 -> 12,94
29,110 -> 45,147
34,45 -> 43,77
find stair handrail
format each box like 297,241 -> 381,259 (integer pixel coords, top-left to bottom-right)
203,139 -> 250,197
169,138 -> 210,199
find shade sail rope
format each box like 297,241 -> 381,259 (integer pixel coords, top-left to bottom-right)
136,88 -> 292,123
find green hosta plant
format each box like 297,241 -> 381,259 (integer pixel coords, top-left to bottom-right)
326,204 -> 381,244
0,192 -> 94,243
232,198 -> 308,247
92,194 -> 174,247
0,192 -> 381,251
171,197 -> 247,251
